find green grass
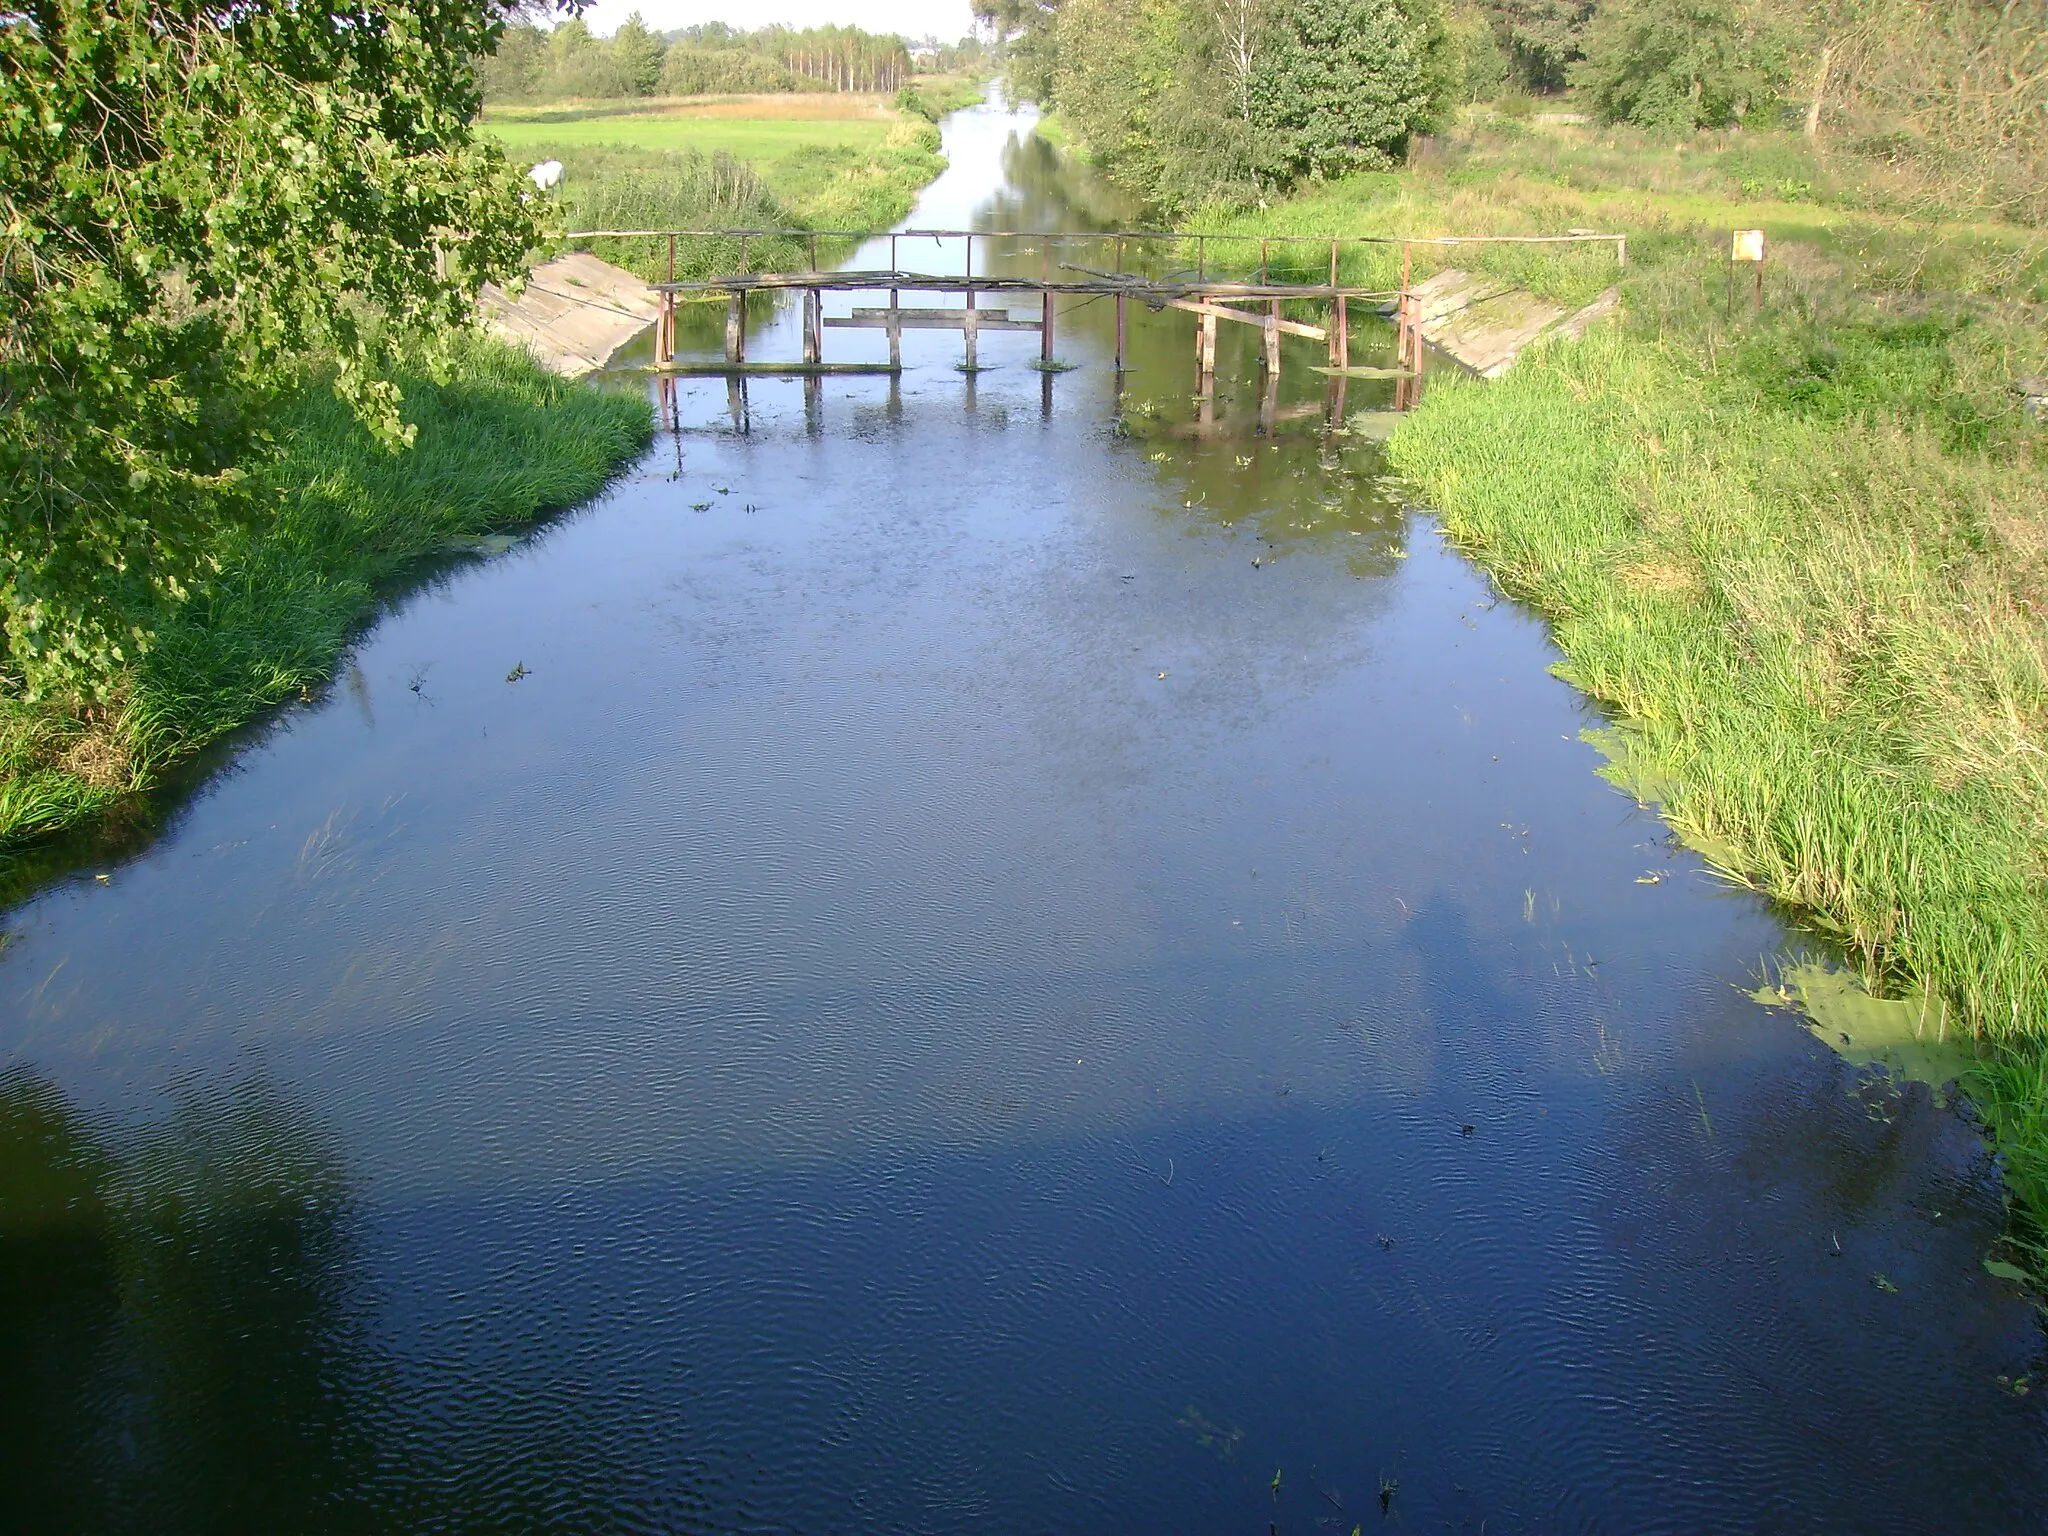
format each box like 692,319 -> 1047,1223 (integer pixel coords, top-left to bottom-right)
485,97 -> 953,278
484,108 -> 895,175
1268,115 -> 2048,1263
0,337 -> 652,851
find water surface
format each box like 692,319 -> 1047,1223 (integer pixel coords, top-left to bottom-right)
3,97 -> 2043,1535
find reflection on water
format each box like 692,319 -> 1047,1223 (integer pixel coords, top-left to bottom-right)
0,1069 -> 383,1531
2,97 -> 2045,1535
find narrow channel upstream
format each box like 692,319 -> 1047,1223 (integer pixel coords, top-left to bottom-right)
3,97 -> 2043,1534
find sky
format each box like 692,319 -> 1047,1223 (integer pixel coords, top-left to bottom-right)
572,0 -> 981,42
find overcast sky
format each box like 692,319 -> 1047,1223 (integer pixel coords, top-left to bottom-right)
573,0 -> 981,41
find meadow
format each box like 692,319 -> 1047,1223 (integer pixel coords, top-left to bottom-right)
479,85 -> 984,280
483,94 -> 900,178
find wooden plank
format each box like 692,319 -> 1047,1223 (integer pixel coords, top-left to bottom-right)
831,308 -> 1040,330
1168,297 -> 1326,342
652,361 -> 902,376
1307,365 -> 1417,379
653,271 -> 1396,302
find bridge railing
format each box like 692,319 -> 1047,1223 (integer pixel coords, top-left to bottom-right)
557,226 -> 1627,286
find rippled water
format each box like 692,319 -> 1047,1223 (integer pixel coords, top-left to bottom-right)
3,99 -> 2044,1535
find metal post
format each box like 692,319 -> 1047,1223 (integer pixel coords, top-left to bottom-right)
1196,234 -> 1205,283
1114,291 -> 1127,370
667,233 -> 676,284
738,233 -> 749,274
1041,290 -> 1054,366
1328,238 -> 1339,290
809,233 -> 819,273
1260,238 -> 1269,285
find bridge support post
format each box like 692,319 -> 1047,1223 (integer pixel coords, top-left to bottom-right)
1041,290 -> 1055,366
1114,292 -> 1127,370
887,288 -> 902,369
802,289 -> 822,365
1264,300 -> 1282,377
963,284 -> 979,370
1197,309 -> 1217,388
725,293 -> 745,366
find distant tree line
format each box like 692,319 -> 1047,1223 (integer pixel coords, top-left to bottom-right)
481,14 -> 984,102
977,0 -> 2045,219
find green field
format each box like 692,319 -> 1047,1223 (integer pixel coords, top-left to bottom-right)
483,104 -> 896,179
481,94 -> 958,276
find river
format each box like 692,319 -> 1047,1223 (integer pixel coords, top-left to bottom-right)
2,96 -> 2043,1534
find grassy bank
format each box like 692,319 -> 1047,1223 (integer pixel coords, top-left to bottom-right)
0,337 -> 652,850
1090,106 -> 2048,1259
1232,115 -> 2048,1260
482,91 -> 958,281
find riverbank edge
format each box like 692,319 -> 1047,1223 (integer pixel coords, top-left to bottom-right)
1385,335 -> 2048,1272
0,337 -> 654,859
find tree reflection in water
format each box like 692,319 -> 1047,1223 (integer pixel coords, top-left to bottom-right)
0,1068 -> 384,1533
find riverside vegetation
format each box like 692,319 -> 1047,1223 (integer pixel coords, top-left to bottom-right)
2,6 -> 977,855
992,0 -> 2048,1262
1,2 -> 652,851
483,77 -> 987,281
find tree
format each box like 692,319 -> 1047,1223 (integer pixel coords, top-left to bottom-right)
1572,0 -> 1792,130
612,12 -> 666,95
1213,0 -> 1267,122
1251,0 -> 1439,179
0,2 -> 565,701
1477,0 -> 1593,91
975,0 -> 1066,101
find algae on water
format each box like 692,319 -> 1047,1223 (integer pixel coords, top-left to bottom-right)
1753,962 -> 1979,1099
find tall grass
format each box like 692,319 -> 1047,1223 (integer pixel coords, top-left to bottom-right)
1386,252 -> 2048,1256
0,336 -> 651,851
517,111 -> 950,282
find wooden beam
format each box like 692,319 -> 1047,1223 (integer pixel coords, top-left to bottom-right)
1168,297 -> 1326,342
831,307 -> 1040,330
654,361 -> 901,376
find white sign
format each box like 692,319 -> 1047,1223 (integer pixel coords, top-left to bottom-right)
1731,229 -> 1765,262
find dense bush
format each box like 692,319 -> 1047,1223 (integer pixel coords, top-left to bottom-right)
1041,0 -> 1453,214
1,0 -> 550,705
661,48 -> 805,96
1571,0 -> 1790,130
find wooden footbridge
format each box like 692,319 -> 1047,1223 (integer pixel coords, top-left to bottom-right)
553,226 -> 1626,403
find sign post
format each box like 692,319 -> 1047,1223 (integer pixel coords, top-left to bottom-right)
1731,228 -> 1766,314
